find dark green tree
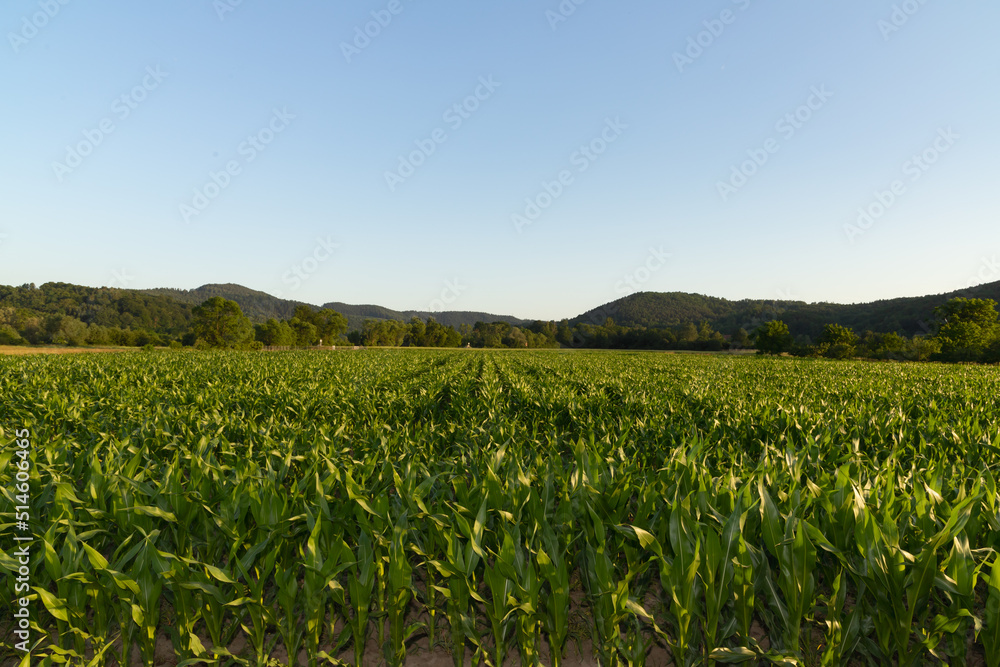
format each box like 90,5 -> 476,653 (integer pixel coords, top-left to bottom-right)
677,322 -> 699,344
291,305 -> 348,344
555,320 -> 574,347
314,308 -> 348,343
731,328 -> 750,348
753,320 -> 793,355
288,318 -> 319,346
256,319 -> 296,346
818,323 -> 859,359
191,297 -> 254,349
933,298 -> 1000,361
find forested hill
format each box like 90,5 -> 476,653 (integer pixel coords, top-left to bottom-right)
0,282 -> 192,333
6,279 -> 1000,344
143,284 -> 524,331
143,284 -> 310,322
322,302 -> 524,332
573,280 -> 1000,339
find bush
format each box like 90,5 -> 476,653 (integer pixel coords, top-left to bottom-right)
824,343 -> 856,360
85,324 -> 112,346
0,324 -> 25,345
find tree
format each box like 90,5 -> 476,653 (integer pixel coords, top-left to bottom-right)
314,309 -> 348,343
0,324 -> 24,345
933,298 -> 1000,361
291,305 -> 348,344
404,317 -> 426,346
732,328 -> 750,348
288,318 -> 319,346
860,331 -> 907,360
502,326 -> 528,348
44,314 -> 88,346
256,319 -> 296,346
361,319 -> 407,347
468,321 -> 511,348
753,320 -> 792,355
818,323 -> 859,359
555,320 -> 574,347
677,322 -> 699,344
191,297 -> 254,349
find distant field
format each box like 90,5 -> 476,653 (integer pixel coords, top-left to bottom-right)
0,345 -> 126,356
1,350 -> 999,666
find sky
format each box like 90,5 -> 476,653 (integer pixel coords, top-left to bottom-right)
1,0 -> 998,321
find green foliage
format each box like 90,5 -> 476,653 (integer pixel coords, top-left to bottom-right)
933,298 -> 1000,362
289,318 -> 319,346
753,320 -> 793,355
732,327 -> 750,348
292,305 -> 348,343
0,281 -> 192,333
817,323 -> 859,359
360,316 -> 464,347
0,284 -> 185,347
143,283 -> 304,322
571,280 -> 1000,340
0,323 -> 25,345
7,281 -> 1000,364
255,318 -> 297,346
191,297 -> 255,349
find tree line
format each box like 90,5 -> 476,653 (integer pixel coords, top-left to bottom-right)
3,285 -> 999,365
752,298 -> 1000,363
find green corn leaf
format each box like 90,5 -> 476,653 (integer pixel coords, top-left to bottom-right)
35,587 -> 69,622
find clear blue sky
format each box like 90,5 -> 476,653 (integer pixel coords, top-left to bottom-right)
1,0 -> 997,321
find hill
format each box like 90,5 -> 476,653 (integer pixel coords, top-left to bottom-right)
143,284 -> 310,322
0,282 -> 192,333
321,301 -> 525,332
140,284 -> 525,331
573,281 -> 1000,339
9,279 -> 1000,344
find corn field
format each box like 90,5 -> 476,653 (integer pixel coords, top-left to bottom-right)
2,349 -> 1000,666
